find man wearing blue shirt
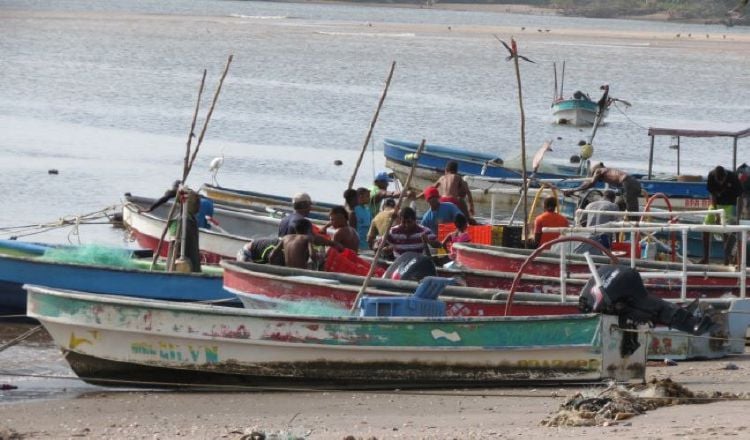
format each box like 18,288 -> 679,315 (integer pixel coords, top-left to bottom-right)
420,186 -> 461,235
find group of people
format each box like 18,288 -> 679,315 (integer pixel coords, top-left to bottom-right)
238,161 -> 477,270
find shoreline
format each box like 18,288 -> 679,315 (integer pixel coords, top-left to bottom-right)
2,326 -> 750,439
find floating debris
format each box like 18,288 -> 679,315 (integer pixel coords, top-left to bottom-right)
48,169 -> 59,175
542,378 -> 743,427
333,160 -> 343,166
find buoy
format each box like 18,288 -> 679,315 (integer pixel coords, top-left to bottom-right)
48,169 -> 59,175
580,143 -> 594,160
404,153 -> 417,161
333,160 -> 343,166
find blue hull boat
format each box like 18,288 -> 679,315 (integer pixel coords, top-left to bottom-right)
551,98 -> 603,126
383,138 -> 581,180
0,240 -> 233,317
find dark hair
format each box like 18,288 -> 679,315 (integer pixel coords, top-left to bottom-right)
330,205 -> 349,220
454,213 -> 467,229
400,206 -> 416,221
383,198 -> 396,208
603,190 -> 616,202
543,196 -> 557,211
714,165 -> 726,180
343,189 -> 358,206
446,161 -> 458,173
293,218 -> 312,234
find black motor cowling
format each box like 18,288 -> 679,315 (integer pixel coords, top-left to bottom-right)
579,265 -> 716,336
383,252 -> 437,282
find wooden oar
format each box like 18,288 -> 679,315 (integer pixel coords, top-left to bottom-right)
349,139 -> 426,314
347,61 -> 396,190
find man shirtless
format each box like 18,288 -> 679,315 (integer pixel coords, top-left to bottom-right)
564,163 -> 642,219
422,161 -> 475,221
270,218 -> 343,269
322,206 -> 360,253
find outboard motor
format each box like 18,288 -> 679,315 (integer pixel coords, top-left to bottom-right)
383,252 -> 436,282
579,265 -> 716,336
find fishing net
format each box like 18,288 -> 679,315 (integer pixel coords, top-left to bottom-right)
41,244 -> 138,269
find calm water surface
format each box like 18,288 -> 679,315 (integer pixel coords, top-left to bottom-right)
1,0 -> 750,401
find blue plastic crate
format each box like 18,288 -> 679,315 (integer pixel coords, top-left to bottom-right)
358,296 -> 446,317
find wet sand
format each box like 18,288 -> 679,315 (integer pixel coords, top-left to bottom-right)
2,324 -> 750,439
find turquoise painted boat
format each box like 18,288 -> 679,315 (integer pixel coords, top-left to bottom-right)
0,239 -> 234,317
26,284 -> 647,389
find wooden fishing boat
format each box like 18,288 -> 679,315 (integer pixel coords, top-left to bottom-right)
26,284 -> 647,388
123,194 -> 290,263
221,260 -> 580,316
551,95 -> 604,126
452,243 -> 741,299
200,184 -> 336,217
0,239 -> 234,316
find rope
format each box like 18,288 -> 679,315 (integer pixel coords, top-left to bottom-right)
0,326 -> 42,353
0,206 -> 119,240
612,101 -> 648,130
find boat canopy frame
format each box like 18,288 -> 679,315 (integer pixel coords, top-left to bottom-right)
647,123 -> 750,179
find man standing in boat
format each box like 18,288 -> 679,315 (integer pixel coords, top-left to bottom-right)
370,171 -> 404,215
278,192 -> 313,237
701,165 -> 743,265
419,160 -> 476,224
563,163 -> 642,220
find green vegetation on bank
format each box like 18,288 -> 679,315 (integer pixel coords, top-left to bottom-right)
550,0 -> 745,24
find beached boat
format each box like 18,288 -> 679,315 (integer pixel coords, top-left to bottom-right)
451,243 -> 741,299
0,239 -> 233,316
200,184 -> 336,217
385,138 -> 583,215
221,260 -> 579,316
123,194 -> 288,262
26,284 -> 647,388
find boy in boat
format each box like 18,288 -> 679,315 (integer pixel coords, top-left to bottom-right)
355,187 -> 373,250
533,196 -> 569,248
236,237 -> 284,265
563,163 -> 642,220
271,218 -> 344,269
321,206 -> 360,253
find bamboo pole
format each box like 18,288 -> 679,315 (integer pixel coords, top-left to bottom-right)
186,55 -> 234,176
510,39 -> 530,247
149,55 -> 233,271
150,72 -> 207,271
348,61 -> 396,190
349,138 -> 426,314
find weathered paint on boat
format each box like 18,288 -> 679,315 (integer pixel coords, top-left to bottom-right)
452,243 -> 741,299
26,285 -> 647,388
221,261 -> 580,317
0,240 -> 235,315
123,195 -> 278,262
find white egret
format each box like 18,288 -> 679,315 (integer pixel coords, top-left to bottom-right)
209,152 -> 224,186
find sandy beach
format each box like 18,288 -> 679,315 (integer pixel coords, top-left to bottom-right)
1,324 -> 749,439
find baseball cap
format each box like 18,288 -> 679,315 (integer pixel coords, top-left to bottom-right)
292,192 -> 312,204
424,186 -> 440,200
374,171 -> 392,182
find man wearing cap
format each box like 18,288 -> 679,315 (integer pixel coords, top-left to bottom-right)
278,192 -> 313,237
420,186 -> 461,236
370,171 -> 403,215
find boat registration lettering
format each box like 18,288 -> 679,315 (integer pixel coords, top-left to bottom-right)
516,358 -> 600,370
130,341 -> 219,363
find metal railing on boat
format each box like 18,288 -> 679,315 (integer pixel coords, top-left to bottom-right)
543,219 -> 749,300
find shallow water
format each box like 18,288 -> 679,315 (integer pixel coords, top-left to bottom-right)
2,0 -> 750,402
